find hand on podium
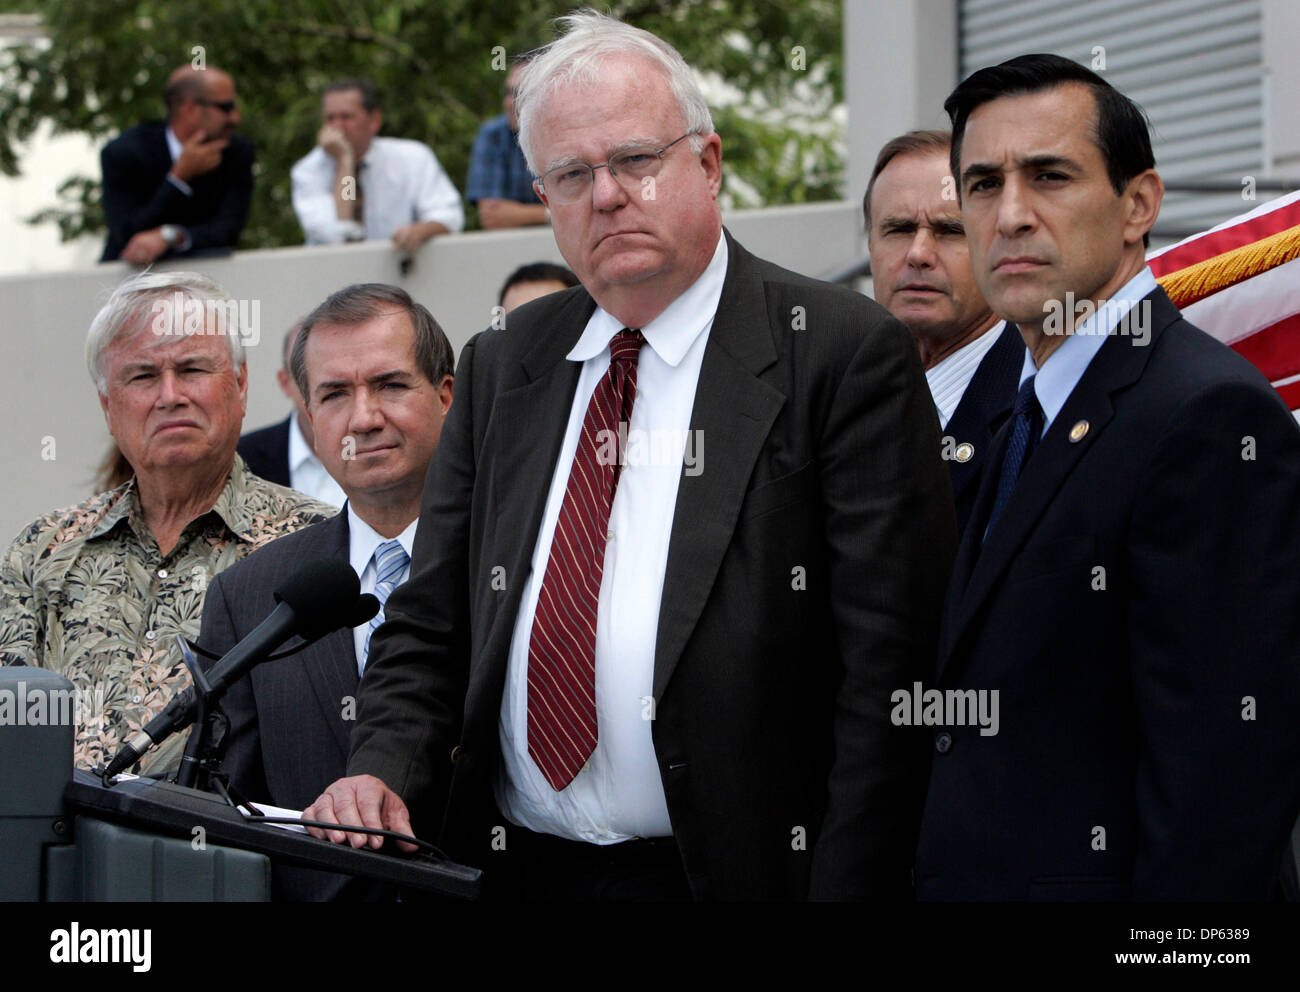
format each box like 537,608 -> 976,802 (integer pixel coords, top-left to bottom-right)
303,774 -> 417,852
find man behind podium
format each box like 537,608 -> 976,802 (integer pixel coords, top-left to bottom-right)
198,284 -> 453,900
305,11 -> 954,900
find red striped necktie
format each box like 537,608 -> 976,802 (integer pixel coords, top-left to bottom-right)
527,328 -> 645,790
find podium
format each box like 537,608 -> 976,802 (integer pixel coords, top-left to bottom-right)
0,667 -> 480,901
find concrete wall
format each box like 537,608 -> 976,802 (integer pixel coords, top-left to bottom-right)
845,0 -> 960,251
0,201 -> 861,544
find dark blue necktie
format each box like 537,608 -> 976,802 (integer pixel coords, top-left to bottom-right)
985,375 -> 1042,539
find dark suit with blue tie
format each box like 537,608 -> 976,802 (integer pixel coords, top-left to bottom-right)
916,288 -> 1300,900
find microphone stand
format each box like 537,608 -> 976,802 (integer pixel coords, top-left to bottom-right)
175,636 -> 231,791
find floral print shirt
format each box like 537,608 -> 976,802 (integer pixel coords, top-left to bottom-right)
0,456 -> 337,773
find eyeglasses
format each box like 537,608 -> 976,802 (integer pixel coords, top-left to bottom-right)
200,99 -> 238,114
538,133 -> 695,204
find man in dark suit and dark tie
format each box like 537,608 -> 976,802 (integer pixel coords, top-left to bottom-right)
914,54 -> 1300,900
865,129 -> 1024,537
304,11 -> 955,901
101,65 -> 254,264
198,284 -> 454,899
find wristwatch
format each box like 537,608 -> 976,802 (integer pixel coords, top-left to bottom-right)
159,224 -> 183,248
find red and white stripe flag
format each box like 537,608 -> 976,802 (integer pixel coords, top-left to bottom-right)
1148,190 -> 1300,417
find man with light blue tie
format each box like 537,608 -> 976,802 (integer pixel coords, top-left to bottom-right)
197,283 -> 454,900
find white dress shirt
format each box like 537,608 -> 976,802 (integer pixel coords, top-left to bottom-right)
926,320 -> 1006,430
496,230 -> 729,844
291,136 -> 465,245
347,505 -> 417,675
163,126 -> 193,196
287,412 -> 346,509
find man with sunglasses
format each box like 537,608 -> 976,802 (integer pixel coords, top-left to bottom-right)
101,65 -> 254,265
307,12 -> 954,901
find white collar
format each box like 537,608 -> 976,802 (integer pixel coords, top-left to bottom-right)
568,229 -> 728,369
347,503 -> 417,576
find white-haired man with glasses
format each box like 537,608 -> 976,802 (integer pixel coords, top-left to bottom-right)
0,271 -> 335,774
307,10 -> 954,902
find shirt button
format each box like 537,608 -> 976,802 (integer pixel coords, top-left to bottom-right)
157,568 -> 168,578
132,695 -> 141,704
935,732 -> 953,754
145,630 -> 157,641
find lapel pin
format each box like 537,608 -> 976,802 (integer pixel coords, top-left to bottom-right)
954,442 -> 974,463
1069,420 -> 1090,443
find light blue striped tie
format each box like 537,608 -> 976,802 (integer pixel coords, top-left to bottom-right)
364,539 -> 409,665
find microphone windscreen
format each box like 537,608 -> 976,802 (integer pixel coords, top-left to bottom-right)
273,559 -> 361,639
348,593 -> 381,626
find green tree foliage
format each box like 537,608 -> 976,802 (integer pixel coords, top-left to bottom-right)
0,0 -> 843,249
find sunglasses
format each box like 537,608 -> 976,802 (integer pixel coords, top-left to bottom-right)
199,99 -> 238,114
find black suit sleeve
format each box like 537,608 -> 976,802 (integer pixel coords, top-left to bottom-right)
1127,380 -> 1300,899
808,308 -> 957,899
99,138 -> 190,255
197,570 -> 271,804
346,335 -> 480,835
185,139 -> 255,253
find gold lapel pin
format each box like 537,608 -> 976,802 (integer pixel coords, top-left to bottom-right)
954,442 -> 975,463
1069,420 -> 1090,443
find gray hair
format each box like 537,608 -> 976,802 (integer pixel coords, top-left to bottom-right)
86,270 -> 245,391
515,9 -> 714,177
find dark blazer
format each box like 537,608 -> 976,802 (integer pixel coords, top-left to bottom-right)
198,510 -> 387,901
237,417 -> 292,487
100,119 -> 254,262
348,230 -> 957,900
916,287 -> 1300,900
942,320 -> 1025,538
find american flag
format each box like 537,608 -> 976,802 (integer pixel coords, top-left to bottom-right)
1148,190 -> 1300,418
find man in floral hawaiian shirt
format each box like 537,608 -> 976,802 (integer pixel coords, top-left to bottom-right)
0,271 -> 336,773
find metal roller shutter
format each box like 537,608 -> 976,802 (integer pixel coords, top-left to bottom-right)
959,0 -> 1265,237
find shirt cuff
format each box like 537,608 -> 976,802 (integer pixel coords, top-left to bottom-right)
166,172 -> 194,197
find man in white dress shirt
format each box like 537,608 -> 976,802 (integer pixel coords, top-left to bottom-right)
305,12 -> 955,901
291,78 -> 464,251
198,283 -> 454,899
866,129 -> 1025,536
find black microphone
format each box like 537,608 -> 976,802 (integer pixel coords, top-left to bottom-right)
104,559 -> 364,778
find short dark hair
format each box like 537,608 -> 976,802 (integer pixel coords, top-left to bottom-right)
944,53 -> 1154,199
863,129 -> 952,229
498,262 -> 580,306
293,284 -> 453,403
324,77 -> 380,112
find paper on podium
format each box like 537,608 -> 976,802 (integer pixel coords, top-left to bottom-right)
109,772 -> 308,834
236,801 -> 308,834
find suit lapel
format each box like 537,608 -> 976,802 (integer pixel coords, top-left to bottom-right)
465,293 -> 593,730
653,233 -> 784,699
944,321 -> 1023,503
939,291 -> 1177,678
293,512 -> 361,755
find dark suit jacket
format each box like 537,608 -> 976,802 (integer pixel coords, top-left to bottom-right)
237,417 -> 292,487
916,288 -> 1300,900
100,119 -> 254,262
942,320 -> 1025,538
198,509 -> 387,901
348,230 -> 957,900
